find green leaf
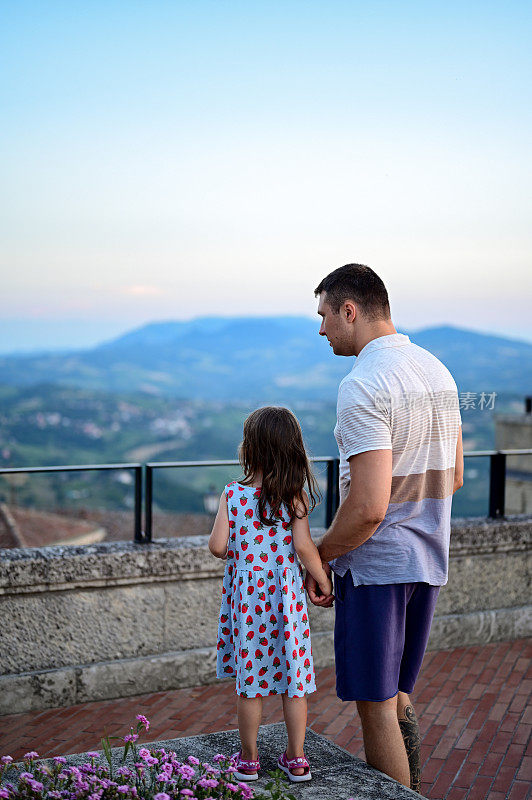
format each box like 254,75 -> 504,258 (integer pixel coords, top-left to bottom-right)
122,740 -> 131,764
100,736 -> 114,779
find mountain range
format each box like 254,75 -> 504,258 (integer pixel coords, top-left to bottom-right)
0,317 -> 530,401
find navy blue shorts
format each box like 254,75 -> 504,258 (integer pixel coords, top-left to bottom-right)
333,572 -> 440,702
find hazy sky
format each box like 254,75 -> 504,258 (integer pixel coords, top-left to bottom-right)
1,0 -> 531,352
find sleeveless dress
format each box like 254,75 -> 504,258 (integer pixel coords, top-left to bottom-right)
215,480 -> 317,698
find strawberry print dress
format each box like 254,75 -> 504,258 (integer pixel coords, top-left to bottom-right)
216,480 -> 316,698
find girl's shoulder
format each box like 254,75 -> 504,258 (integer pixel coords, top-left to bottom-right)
224,480 -> 261,498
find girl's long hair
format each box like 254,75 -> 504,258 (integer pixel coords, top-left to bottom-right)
238,406 -> 320,526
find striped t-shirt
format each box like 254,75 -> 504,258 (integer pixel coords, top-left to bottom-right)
331,332 -> 461,587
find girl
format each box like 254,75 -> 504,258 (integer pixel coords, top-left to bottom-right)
208,406 -> 333,783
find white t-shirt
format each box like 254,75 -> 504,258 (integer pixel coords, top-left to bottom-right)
332,332 -> 461,587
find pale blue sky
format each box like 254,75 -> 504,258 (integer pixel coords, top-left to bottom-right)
1,0 -> 531,352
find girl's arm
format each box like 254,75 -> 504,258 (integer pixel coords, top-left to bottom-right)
292,491 -> 333,596
208,491 -> 230,559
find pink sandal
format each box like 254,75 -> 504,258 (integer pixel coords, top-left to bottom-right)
231,750 -> 260,781
277,751 -> 312,782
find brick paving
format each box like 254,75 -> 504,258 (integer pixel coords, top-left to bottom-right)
1,638 -> 530,800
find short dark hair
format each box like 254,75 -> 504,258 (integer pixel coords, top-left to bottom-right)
314,263 -> 391,320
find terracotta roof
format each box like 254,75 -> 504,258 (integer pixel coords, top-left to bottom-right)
0,504 -> 106,548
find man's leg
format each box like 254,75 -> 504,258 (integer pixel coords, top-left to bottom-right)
334,577 -> 413,787
396,584 -> 441,793
356,695 -> 411,788
397,690 -> 421,793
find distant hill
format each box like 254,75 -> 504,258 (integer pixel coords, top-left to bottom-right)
0,317 -> 530,400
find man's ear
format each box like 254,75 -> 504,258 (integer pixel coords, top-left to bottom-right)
343,301 -> 356,322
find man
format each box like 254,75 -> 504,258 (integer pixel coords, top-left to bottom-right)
306,264 -> 463,793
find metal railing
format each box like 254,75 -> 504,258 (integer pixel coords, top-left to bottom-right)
1,450 -> 531,544
0,463 -> 143,543
145,456 -> 340,541
462,450 -> 532,518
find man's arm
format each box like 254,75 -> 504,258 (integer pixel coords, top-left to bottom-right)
453,426 -> 464,493
318,448 -> 392,563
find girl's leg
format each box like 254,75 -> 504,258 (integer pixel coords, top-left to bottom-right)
281,694 -> 307,776
237,694 -> 263,760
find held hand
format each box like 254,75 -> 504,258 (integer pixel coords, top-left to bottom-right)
317,561 -> 335,607
319,574 -> 333,598
305,568 -> 335,607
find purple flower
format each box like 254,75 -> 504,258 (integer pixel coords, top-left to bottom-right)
153,794 -> 170,800
19,772 -> 34,781
179,791 -> 194,798
197,777 -> 218,789
187,756 -> 199,766
0,790 -> 9,799
117,785 -> 130,794
1,756 -> 13,765
177,764 -> 195,780
87,752 -> 100,759
53,757 -> 67,765
237,785 -> 253,800
225,784 -> 238,792
135,714 -> 150,730
124,734 -> 139,743
138,748 -> 158,765
28,780 -> 44,792
23,752 -> 39,761
212,754 -> 226,763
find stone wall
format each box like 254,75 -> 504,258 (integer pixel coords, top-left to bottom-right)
495,413 -> 532,514
0,516 -> 530,715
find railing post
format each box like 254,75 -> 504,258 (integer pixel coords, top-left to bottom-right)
134,465 -> 143,542
333,458 -> 340,517
325,459 -> 340,527
325,460 -> 334,528
488,453 -> 506,519
145,464 -> 153,542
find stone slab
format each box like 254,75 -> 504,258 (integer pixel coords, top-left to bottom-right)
0,667 -> 77,715
436,551 -> 530,614
428,606 -> 532,650
0,584 -> 165,673
164,578 -> 221,650
0,538 -> 226,595
1,515 -> 530,595
75,646 -> 218,703
2,617 -> 531,714
3,723 -> 425,799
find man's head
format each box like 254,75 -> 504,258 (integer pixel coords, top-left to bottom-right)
315,263 -> 393,356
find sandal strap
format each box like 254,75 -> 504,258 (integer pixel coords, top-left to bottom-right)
233,751 -> 259,770
281,752 -> 310,770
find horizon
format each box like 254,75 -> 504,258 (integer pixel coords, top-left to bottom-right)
1,314 -> 532,357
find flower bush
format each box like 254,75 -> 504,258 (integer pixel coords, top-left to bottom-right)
0,716 -> 297,800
